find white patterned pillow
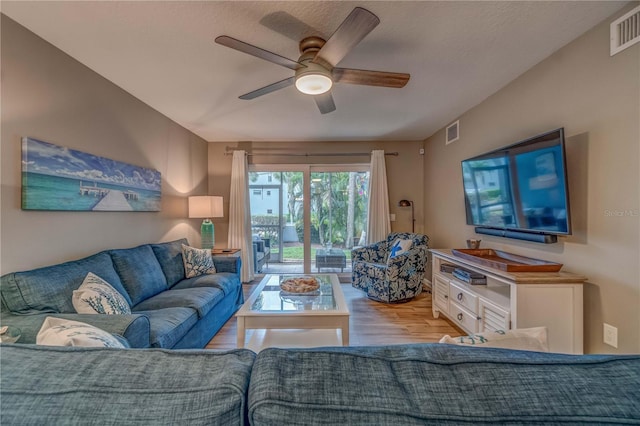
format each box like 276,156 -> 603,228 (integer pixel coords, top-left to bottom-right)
182,244 -> 217,278
439,327 -> 549,352
36,317 -> 125,348
73,272 -> 131,314
388,238 -> 412,261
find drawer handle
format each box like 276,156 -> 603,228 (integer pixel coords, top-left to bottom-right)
457,293 -> 463,301
457,313 -> 463,321
444,294 -> 448,299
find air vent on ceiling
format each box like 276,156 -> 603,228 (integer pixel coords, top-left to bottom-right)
610,5 -> 640,56
446,120 -> 459,145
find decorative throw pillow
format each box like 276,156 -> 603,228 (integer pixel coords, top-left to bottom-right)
439,327 -> 549,352
182,244 -> 217,278
36,317 -> 125,348
72,272 -> 131,315
388,238 -> 413,261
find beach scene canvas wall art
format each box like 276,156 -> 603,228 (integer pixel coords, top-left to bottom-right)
22,137 -> 161,211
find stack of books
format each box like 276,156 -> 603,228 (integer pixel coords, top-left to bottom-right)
452,268 -> 487,285
440,263 -> 456,274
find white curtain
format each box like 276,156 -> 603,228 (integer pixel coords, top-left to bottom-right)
366,150 -> 391,244
228,150 -> 255,283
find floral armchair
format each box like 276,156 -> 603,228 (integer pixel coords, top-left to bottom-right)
351,232 -> 429,303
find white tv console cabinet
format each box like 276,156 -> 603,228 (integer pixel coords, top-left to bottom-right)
430,249 -> 587,354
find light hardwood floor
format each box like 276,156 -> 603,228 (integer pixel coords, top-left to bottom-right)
206,280 -> 464,350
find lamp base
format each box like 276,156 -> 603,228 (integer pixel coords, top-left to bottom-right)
201,219 -> 215,250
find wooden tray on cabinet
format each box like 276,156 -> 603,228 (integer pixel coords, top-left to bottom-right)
451,249 -> 562,272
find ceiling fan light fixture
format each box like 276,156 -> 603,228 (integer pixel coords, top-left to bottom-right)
295,73 -> 333,95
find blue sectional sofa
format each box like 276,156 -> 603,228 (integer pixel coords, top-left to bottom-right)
0,238 -> 243,349
1,343 -> 639,425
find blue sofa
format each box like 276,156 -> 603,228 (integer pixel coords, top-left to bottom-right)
1,343 -> 638,425
0,238 -> 243,349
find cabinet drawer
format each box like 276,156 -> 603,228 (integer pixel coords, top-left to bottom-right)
433,275 -> 449,314
449,302 -> 479,333
449,281 -> 478,314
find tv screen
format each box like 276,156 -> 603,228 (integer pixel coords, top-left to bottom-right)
461,128 -> 571,236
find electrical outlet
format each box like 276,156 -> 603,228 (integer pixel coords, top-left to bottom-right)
389,214 -> 396,222
603,323 -> 618,348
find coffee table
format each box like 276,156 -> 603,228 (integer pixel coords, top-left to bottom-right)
236,274 -> 350,351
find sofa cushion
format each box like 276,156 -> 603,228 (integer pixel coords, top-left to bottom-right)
171,272 -> 240,296
150,239 -> 188,287
36,317 -> 125,348
72,272 -> 131,315
0,251 -> 129,314
0,345 -> 256,425
249,344 -> 640,425
132,288 -> 224,318
182,244 -> 216,278
110,245 -> 167,306
132,307 -> 198,348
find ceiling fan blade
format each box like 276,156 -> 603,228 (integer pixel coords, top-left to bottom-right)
215,36 -> 304,71
259,11 -> 321,42
239,77 -> 296,100
314,92 -> 336,114
312,7 -> 380,68
333,68 -> 410,88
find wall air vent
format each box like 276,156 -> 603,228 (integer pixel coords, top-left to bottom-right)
445,120 -> 459,145
610,5 -> 640,56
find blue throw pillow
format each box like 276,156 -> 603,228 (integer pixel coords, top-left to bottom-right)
388,239 -> 412,262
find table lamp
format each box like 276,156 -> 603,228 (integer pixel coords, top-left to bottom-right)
188,196 -> 223,249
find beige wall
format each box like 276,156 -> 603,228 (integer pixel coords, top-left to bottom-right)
0,15 -> 209,273
423,5 -> 639,353
207,140 -> 425,247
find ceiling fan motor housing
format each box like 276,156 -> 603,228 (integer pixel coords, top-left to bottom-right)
295,50 -> 333,95
293,36 -> 331,95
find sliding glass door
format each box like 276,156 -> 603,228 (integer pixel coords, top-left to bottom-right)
249,171 -> 303,267
249,165 -> 369,275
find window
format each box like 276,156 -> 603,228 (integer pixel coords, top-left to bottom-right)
253,189 -> 262,196
268,175 -> 272,182
266,190 -> 271,196
267,209 -> 273,214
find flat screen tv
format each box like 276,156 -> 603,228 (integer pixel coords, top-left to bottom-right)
461,128 -> 571,240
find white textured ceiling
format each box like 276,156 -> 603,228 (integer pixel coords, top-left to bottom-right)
1,1 -> 626,142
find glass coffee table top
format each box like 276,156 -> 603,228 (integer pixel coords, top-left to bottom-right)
250,274 -> 337,312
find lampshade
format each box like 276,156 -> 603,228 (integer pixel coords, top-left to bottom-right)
398,199 -> 412,207
188,196 -> 223,219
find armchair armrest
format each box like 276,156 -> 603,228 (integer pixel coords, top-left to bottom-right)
211,256 -> 241,274
1,311 -> 151,348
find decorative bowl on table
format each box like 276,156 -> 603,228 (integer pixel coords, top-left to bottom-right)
279,275 -> 320,294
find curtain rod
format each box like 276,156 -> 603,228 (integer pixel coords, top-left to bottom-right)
223,150 -> 398,157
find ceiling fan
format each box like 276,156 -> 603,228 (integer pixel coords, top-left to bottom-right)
215,7 -> 410,114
